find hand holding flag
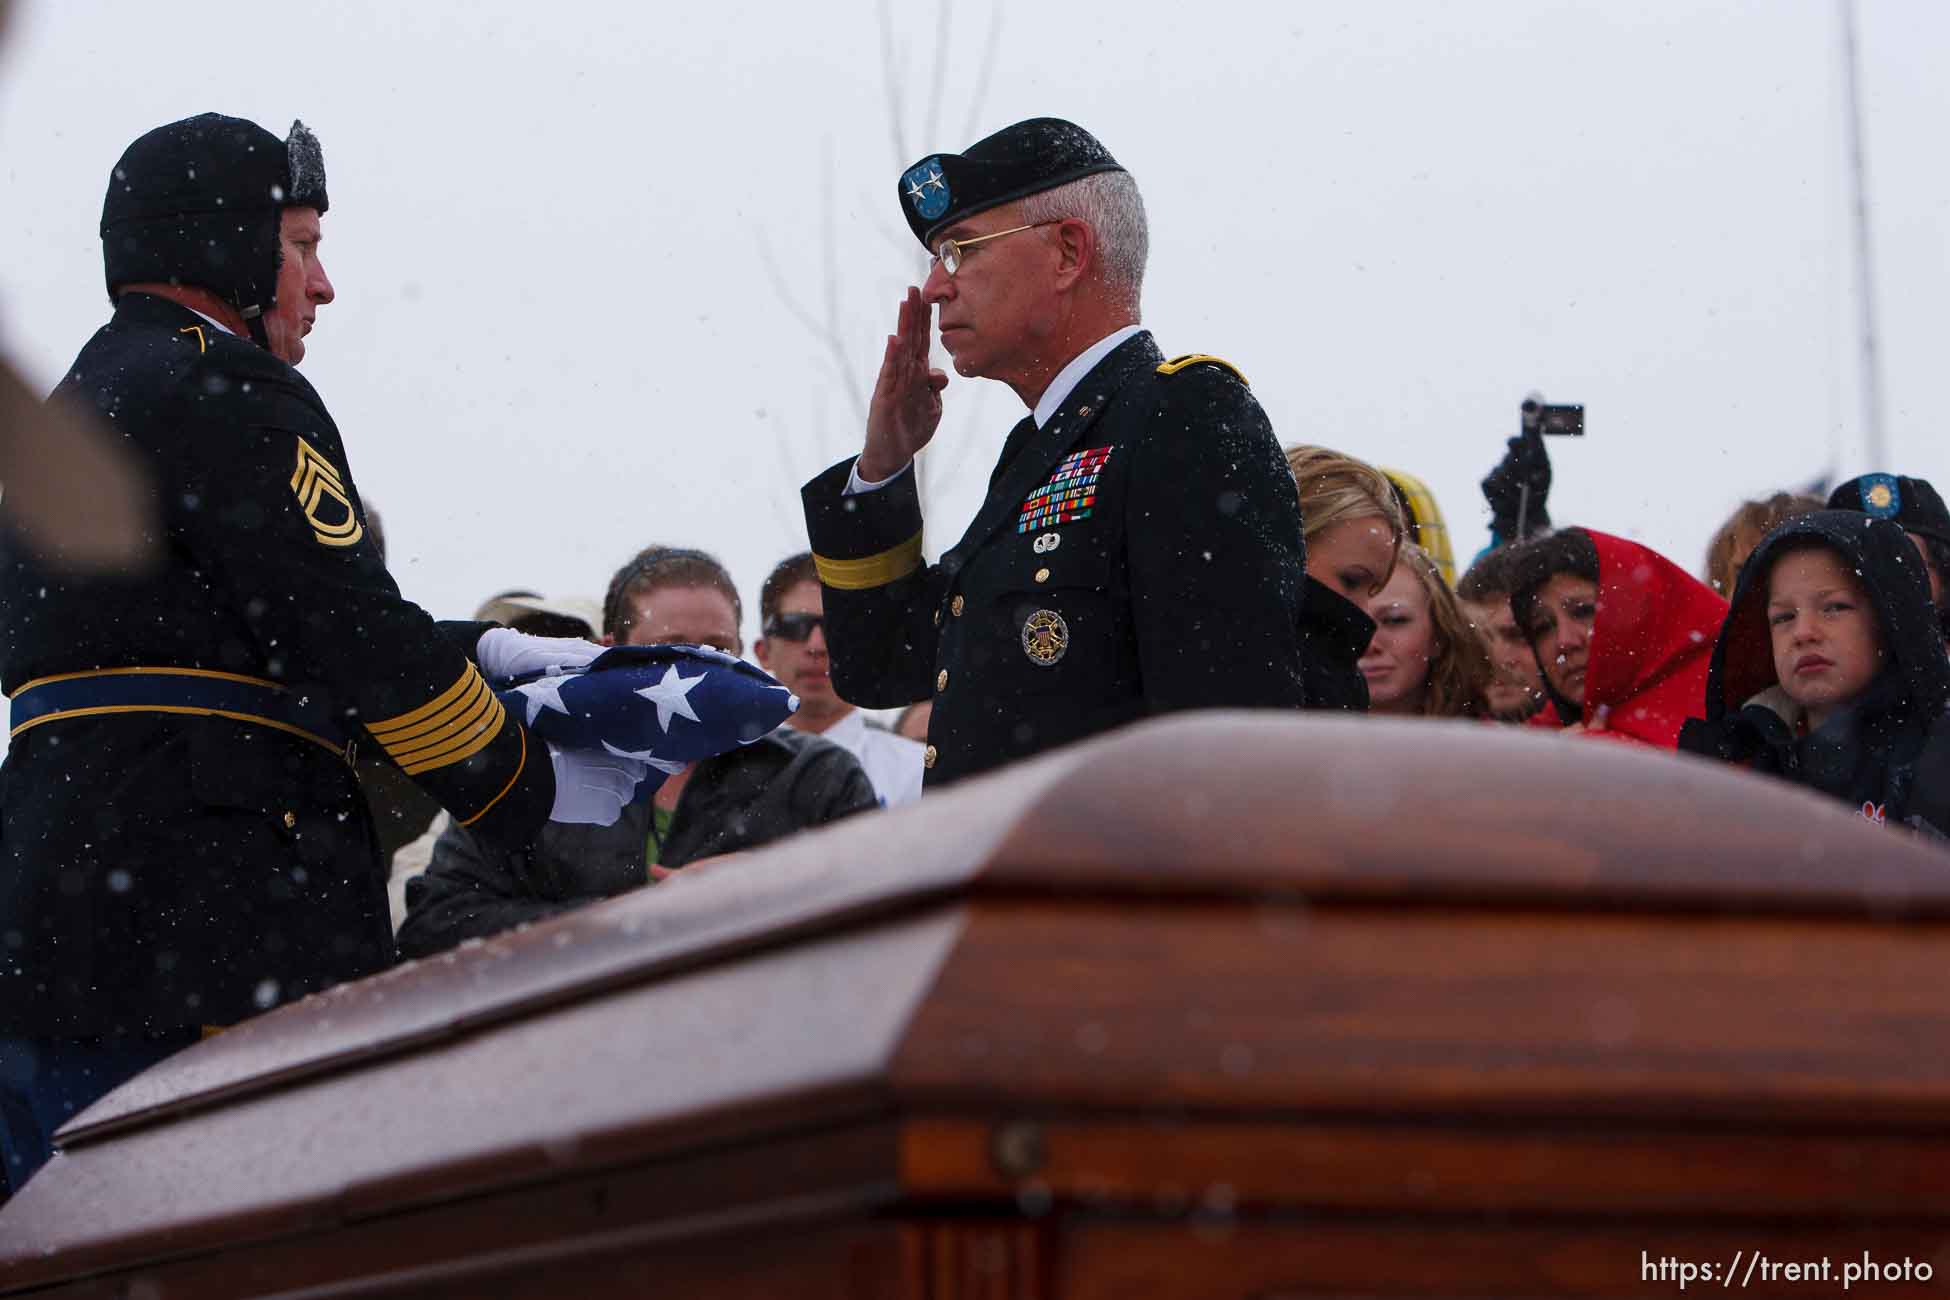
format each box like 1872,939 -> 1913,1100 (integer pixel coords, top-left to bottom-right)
492,643 -> 800,821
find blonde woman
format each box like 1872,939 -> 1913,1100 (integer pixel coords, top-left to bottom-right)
1284,444 -> 1406,711
1357,544 -> 1493,718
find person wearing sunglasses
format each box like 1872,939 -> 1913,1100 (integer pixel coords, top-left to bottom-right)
755,553 -> 924,807
800,118 -> 1308,787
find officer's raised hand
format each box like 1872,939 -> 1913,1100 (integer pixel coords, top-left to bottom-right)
858,286 -> 948,481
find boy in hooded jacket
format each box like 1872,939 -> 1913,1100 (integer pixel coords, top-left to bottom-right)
1510,528 -> 1727,747
1679,511 -> 1950,837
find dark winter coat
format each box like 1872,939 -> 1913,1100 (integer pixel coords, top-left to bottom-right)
0,294 -> 553,1035
396,728 -> 877,957
1296,577 -> 1373,713
1678,511 -> 1950,836
802,332 -> 1309,786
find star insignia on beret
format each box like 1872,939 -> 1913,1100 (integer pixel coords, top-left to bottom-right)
902,157 -> 953,220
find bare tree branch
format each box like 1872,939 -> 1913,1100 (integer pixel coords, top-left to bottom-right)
817,137 -> 864,425
962,3 -> 1006,142
877,0 -> 909,166
757,237 -> 833,350
766,386 -> 842,547
763,0 -> 1017,553
757,233 -> 867,426
921,2 -> 951,152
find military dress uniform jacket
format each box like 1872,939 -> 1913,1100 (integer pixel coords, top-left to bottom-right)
0,294 -> 554,1035
802,331 -> 1308,786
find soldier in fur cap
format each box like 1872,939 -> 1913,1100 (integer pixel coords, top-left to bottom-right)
0,115 -> 640,1194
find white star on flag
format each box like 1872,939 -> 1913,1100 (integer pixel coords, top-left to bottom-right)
635,664 -> 705,732
512,674 -> 574,726
601,740 -> 688,776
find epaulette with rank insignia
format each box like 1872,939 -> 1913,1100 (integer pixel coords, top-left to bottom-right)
1156,353 -> 1248,385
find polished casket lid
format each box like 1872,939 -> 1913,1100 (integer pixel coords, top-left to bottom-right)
4,713 -> 1946,1287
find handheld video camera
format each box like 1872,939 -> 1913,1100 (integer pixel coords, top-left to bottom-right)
1521,395 -> 1584,437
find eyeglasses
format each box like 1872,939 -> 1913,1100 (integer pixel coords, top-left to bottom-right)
931,221 -> 1058,276
763,612 -> 824,641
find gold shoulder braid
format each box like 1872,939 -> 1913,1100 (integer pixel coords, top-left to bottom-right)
1156,353 -> 1248,385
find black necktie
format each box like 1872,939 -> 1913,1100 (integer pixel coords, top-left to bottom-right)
990,414 -> 1039,490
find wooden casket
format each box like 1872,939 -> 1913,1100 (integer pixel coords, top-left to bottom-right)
5,712 -> 1950,1298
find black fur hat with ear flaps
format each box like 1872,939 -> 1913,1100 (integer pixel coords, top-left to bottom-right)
100,113 -> 328,346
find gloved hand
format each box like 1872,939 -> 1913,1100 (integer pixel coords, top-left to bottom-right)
476,627 -> 604,684
546,742 -> 649,827
1481,427 -> 1553,542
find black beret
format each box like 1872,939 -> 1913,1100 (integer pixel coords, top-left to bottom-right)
897,117 -> 1124,249
1828,474 -> 1950,547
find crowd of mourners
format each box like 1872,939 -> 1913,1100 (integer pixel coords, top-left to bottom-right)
363,427 -> 1950,969
1285,434 -> 1950,835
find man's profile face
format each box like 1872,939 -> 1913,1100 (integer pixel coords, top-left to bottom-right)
621,584 -> 742,654
754,579 -> 843,723
921,204 -> 1055,382
264,207 -> 333,366
1462,596 -> 1545,720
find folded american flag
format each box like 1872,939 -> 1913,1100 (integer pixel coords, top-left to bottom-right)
493,644 -> 799,779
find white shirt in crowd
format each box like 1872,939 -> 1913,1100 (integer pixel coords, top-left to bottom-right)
818,708 -> 925,807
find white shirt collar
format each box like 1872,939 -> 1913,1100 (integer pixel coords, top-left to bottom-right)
184,305 -> 236,337
1032,324 -> 1143,429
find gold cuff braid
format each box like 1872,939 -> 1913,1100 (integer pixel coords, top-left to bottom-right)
814,532 -> 924,591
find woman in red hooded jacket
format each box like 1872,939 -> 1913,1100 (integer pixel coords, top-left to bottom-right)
1508,528 -> 1728,747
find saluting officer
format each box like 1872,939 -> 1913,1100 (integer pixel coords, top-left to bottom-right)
802,118 -> 1308,785
0,114 -> 638,1191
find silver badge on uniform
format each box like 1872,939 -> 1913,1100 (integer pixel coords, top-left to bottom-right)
1032,532 -> 1061,554
1022,609 -> 1069,666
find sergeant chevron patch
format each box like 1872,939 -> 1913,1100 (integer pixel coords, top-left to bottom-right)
290,437 -> 365,548
1018,445 -> 1113,534
368,663 -> 506,775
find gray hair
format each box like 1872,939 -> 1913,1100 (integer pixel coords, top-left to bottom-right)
1019,169 -> 1148,309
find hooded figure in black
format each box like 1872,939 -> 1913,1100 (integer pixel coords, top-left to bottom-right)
1679,511 -> 1950,837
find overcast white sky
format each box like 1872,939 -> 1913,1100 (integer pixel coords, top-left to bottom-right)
3,0 -> 1945,646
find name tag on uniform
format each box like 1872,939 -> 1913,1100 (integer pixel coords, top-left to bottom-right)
1018,446 -> 1114,534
